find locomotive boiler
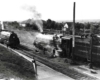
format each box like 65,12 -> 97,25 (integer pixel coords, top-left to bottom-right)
33,33 -> 62,57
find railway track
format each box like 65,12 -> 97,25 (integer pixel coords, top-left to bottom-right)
11,44 -> 98,80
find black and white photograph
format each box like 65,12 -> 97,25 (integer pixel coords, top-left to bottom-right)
0,0 -> 100,80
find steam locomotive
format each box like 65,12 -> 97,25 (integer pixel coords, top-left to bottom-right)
34,32 -> 100,64
0,30 -> 20,48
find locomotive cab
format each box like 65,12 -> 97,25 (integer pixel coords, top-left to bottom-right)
61,36 -> 72,58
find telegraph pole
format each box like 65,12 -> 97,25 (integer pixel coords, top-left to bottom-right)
72,2 -> 76,62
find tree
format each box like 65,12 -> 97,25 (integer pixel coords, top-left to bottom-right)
47,19 -> 52,29
25,23 -> 38,30
42,20 -> 47,29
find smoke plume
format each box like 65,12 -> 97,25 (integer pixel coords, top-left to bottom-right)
22,5 -> 43,32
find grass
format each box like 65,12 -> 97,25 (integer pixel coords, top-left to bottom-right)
0,46 -> 36,80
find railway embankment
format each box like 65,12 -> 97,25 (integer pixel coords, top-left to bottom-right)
0,45 -> 36,80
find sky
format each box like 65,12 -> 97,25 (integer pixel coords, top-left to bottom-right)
0,0 -> 100,21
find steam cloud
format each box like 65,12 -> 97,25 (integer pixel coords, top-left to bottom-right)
22,5 -> 43,32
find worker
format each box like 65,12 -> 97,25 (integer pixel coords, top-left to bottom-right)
52,34 -> 62,57
53,34 -> 59,49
